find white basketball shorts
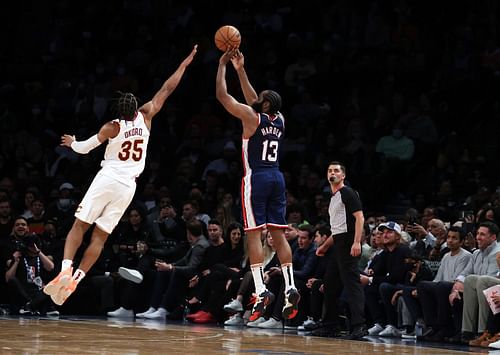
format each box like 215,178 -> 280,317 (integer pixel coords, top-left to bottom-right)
75,171 -> 136,234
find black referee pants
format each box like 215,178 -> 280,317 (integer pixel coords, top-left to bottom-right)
323,234 -> 365,328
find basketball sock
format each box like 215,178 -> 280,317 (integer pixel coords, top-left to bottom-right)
61,259 -> 73,272
281,263 -> 296,292
72,269 -> 86,284
251,263 -> 266,295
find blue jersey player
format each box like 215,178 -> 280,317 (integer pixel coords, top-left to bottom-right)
216,49 -> 299,322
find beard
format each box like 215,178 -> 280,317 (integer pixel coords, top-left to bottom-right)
251,101 -> 263,112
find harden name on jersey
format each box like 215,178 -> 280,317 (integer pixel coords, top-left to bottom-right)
260,126 -> 282,138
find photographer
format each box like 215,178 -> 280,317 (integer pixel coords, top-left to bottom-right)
5,216 -> 57,315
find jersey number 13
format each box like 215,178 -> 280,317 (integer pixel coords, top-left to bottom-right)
261,140 -> 278,162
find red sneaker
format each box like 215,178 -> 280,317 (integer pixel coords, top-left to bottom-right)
192,311 -> 217,324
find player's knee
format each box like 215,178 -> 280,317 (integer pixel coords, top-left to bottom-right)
73,219 -> 91,233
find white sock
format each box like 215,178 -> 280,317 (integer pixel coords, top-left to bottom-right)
72,269 -> 86,283
61,259 -> 73,272
281,263 -> 296,292
251,263 -> 266,295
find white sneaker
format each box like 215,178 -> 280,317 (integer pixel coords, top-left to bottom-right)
144,307 -> 168,320
224,299 -> 244,313
379,324 -> 402,337
368,323 -> 384,335
246,316 -> 266,328
119,267 -> 143,284
107,307 -> 134,318
258,318 -> 282,329
298,317 -> 317,331
224,313 -> 244,326
489,338 -> 500,349
46,308 -> 60,317
136,307 -> 156,318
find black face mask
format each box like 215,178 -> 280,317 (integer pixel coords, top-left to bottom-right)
251,101 -> 263,112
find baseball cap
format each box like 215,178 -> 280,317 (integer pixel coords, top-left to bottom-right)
59,182 -> 74,191
378,221 -> 402,235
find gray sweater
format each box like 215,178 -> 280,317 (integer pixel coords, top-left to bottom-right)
433,248 -> 471,282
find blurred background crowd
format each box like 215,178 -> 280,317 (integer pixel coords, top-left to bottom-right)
0,0 -> 499,345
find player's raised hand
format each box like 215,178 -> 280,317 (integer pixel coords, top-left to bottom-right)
230,49 -> 244,71
219,47 -> 238,65
181,44 -> 198,68
61,134 -> 75,147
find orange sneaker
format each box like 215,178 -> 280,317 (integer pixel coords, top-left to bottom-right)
43,268 -> 73,298
51,277 -> 78,306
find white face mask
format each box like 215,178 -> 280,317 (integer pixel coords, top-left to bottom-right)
58,198 -> 71,209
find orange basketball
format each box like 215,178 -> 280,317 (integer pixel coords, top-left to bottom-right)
214,25 -> 241,52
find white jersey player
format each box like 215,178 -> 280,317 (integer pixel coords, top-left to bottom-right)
44,45 -> 198,306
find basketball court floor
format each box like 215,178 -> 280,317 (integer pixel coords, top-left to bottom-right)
0,316 -> 491,354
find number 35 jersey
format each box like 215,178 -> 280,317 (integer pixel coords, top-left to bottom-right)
100,112 -> 150,187
243,112 -> 284,172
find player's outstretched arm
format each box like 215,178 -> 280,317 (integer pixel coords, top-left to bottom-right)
61,122 -> 119,154
231,50 -> 258,105
140,45 -> 198,122
216,50 -> 257,137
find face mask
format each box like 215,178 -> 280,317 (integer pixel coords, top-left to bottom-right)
58,198 -> 71,209
368,223 -> 376,231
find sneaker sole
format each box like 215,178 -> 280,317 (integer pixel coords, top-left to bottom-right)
118,267 -> 143,284
43,275 -> 71,297
51,278 -> 75,306
223,306 -> 244,313
282,290 -> 301,320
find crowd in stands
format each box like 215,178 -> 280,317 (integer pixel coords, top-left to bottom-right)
1,0 -> 500,349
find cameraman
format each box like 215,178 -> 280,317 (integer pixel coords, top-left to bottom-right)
5,216 -> 56,315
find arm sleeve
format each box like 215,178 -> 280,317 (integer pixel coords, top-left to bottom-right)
71,134 -> 102,154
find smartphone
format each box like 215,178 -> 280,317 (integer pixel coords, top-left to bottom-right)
460,210 -> 474,220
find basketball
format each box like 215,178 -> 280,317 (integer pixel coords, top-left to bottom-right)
214,25 -> 241,52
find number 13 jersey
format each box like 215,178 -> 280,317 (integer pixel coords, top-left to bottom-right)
243,112 -> 284,173
100,112 -> 150,187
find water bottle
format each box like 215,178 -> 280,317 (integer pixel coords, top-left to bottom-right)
182,305 -> 190,323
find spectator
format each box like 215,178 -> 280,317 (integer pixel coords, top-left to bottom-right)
450,222 -> 500,344
362,222 -> 412,337
139,220 -> 209,320
5,217 -> 57,315
415,226 -> 471,341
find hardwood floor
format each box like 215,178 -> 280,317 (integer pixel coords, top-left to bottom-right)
0,316 -> 485,354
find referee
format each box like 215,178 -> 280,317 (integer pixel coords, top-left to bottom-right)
315,161 -> 367,339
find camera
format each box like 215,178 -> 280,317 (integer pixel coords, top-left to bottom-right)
408,216 -> 417,226
14,234 -> 39,253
